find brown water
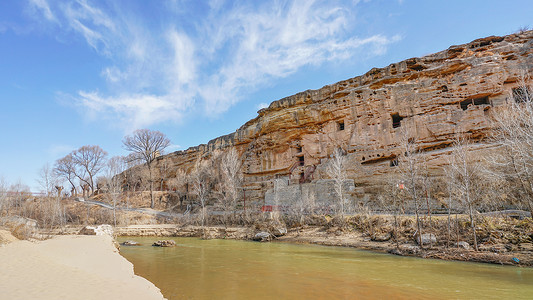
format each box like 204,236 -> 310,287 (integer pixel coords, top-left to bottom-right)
118,237 -> 533,300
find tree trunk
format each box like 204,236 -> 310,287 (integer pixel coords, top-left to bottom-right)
469,205 -> 479,251
455,213 -> 459,246
415,199 -> 423,249
447,206 -> 451,249
148,165 -> 154,209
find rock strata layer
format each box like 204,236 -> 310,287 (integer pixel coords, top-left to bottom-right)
140,31 -> 533,209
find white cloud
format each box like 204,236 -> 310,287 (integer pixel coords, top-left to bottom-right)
258,103 -> 269,110
166,144 -> 182,152
48,144 -> 75,158
31,0 -> 401,130
61,0 -> 116,54
28,0 -> 57,23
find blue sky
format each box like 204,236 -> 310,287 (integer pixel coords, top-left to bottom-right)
1,0 -> 532,191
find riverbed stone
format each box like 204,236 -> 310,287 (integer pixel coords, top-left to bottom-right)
121,240 -> 141,246
400,244 -> 421,254
455,241 -> 470,250
415,233 -> 437,245
274,228 -> 287,237
371,232 -> 391,242
152,240 -> 176,247
253,232 -> 272,242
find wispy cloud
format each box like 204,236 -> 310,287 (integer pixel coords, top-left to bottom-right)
47,144 -> 75,158
28,0 -> 57,23
258,103 -> 269,110
28,0 -> 401,130
166,144 -> 182,152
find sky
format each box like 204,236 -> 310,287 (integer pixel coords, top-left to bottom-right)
0,0 -> 532,192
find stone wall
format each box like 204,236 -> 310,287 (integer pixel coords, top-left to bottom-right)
145,31 -> 533,210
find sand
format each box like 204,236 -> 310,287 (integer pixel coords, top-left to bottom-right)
0,234 -> 165,300
0,229 -> 19,244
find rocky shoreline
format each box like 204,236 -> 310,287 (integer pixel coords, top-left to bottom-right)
111,223 -> 533,267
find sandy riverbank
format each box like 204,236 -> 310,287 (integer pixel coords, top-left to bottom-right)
0,232 -> 165,300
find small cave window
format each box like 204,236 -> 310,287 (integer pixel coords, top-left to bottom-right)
391,113 -> 403,128
460,96 -> 489,110
296,146 -> 302,153
512,87 -> 531,103
390,158 -> 399,167
338,121 -> 345,131
299,155 -> 305,166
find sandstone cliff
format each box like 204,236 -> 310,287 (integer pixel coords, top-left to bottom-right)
147,31 -> 533,209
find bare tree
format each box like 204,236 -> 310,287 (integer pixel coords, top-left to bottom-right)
54,154 -> 78,196
396,128 -> 425,248
0,176 -> 9,220
378,174 -> 406,250
105,156 -> 127,227
123,129 -> 170,209
220,148 -> 243,221
37,163 -> 57,196
72,145 -> 108,195
37,164 -> 65,230
490,72 -> 533,217
326,147 -> 348,218
446,136 -> 485,251
191,158 -> 211,238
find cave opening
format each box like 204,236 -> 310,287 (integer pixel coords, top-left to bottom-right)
391,113 -> 403,128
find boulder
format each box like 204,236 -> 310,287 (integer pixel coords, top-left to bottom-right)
400,244 -> 421,254
274,228 -> 287,237
152,240 -> 176,247
121,240 -> 141,246
79,225 -> 114,236
371,232 -> 391,242
415,233 -> 436,245
455,241 -> 471,250
253,232 -> 272,242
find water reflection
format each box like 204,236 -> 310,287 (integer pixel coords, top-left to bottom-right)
118,237 -> 533,300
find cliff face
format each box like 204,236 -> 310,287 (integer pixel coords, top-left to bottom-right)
153,31 -> 533,207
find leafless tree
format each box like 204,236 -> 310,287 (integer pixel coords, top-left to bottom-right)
446,136 -> 485,251
191,158 -> 211,238
378,173 -> 406,250
54,154 -> 78,196
220,148 -> 243,220
37,163 -> 58,196
396,127 -> 425,248
37,164 -> 65,230
490,72 -> 533,217
105,156 -> 127,227
326,147 -> 348,218
123,129 -> 170,209
271,178 -> 285,223
442,167 -> 457,248
0,177 -> 9,220
72,145 -> 108,195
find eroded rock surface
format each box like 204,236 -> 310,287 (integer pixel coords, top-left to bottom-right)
134,31 -> 533,209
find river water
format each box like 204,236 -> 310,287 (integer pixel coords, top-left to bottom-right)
118,237 -> 532,300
